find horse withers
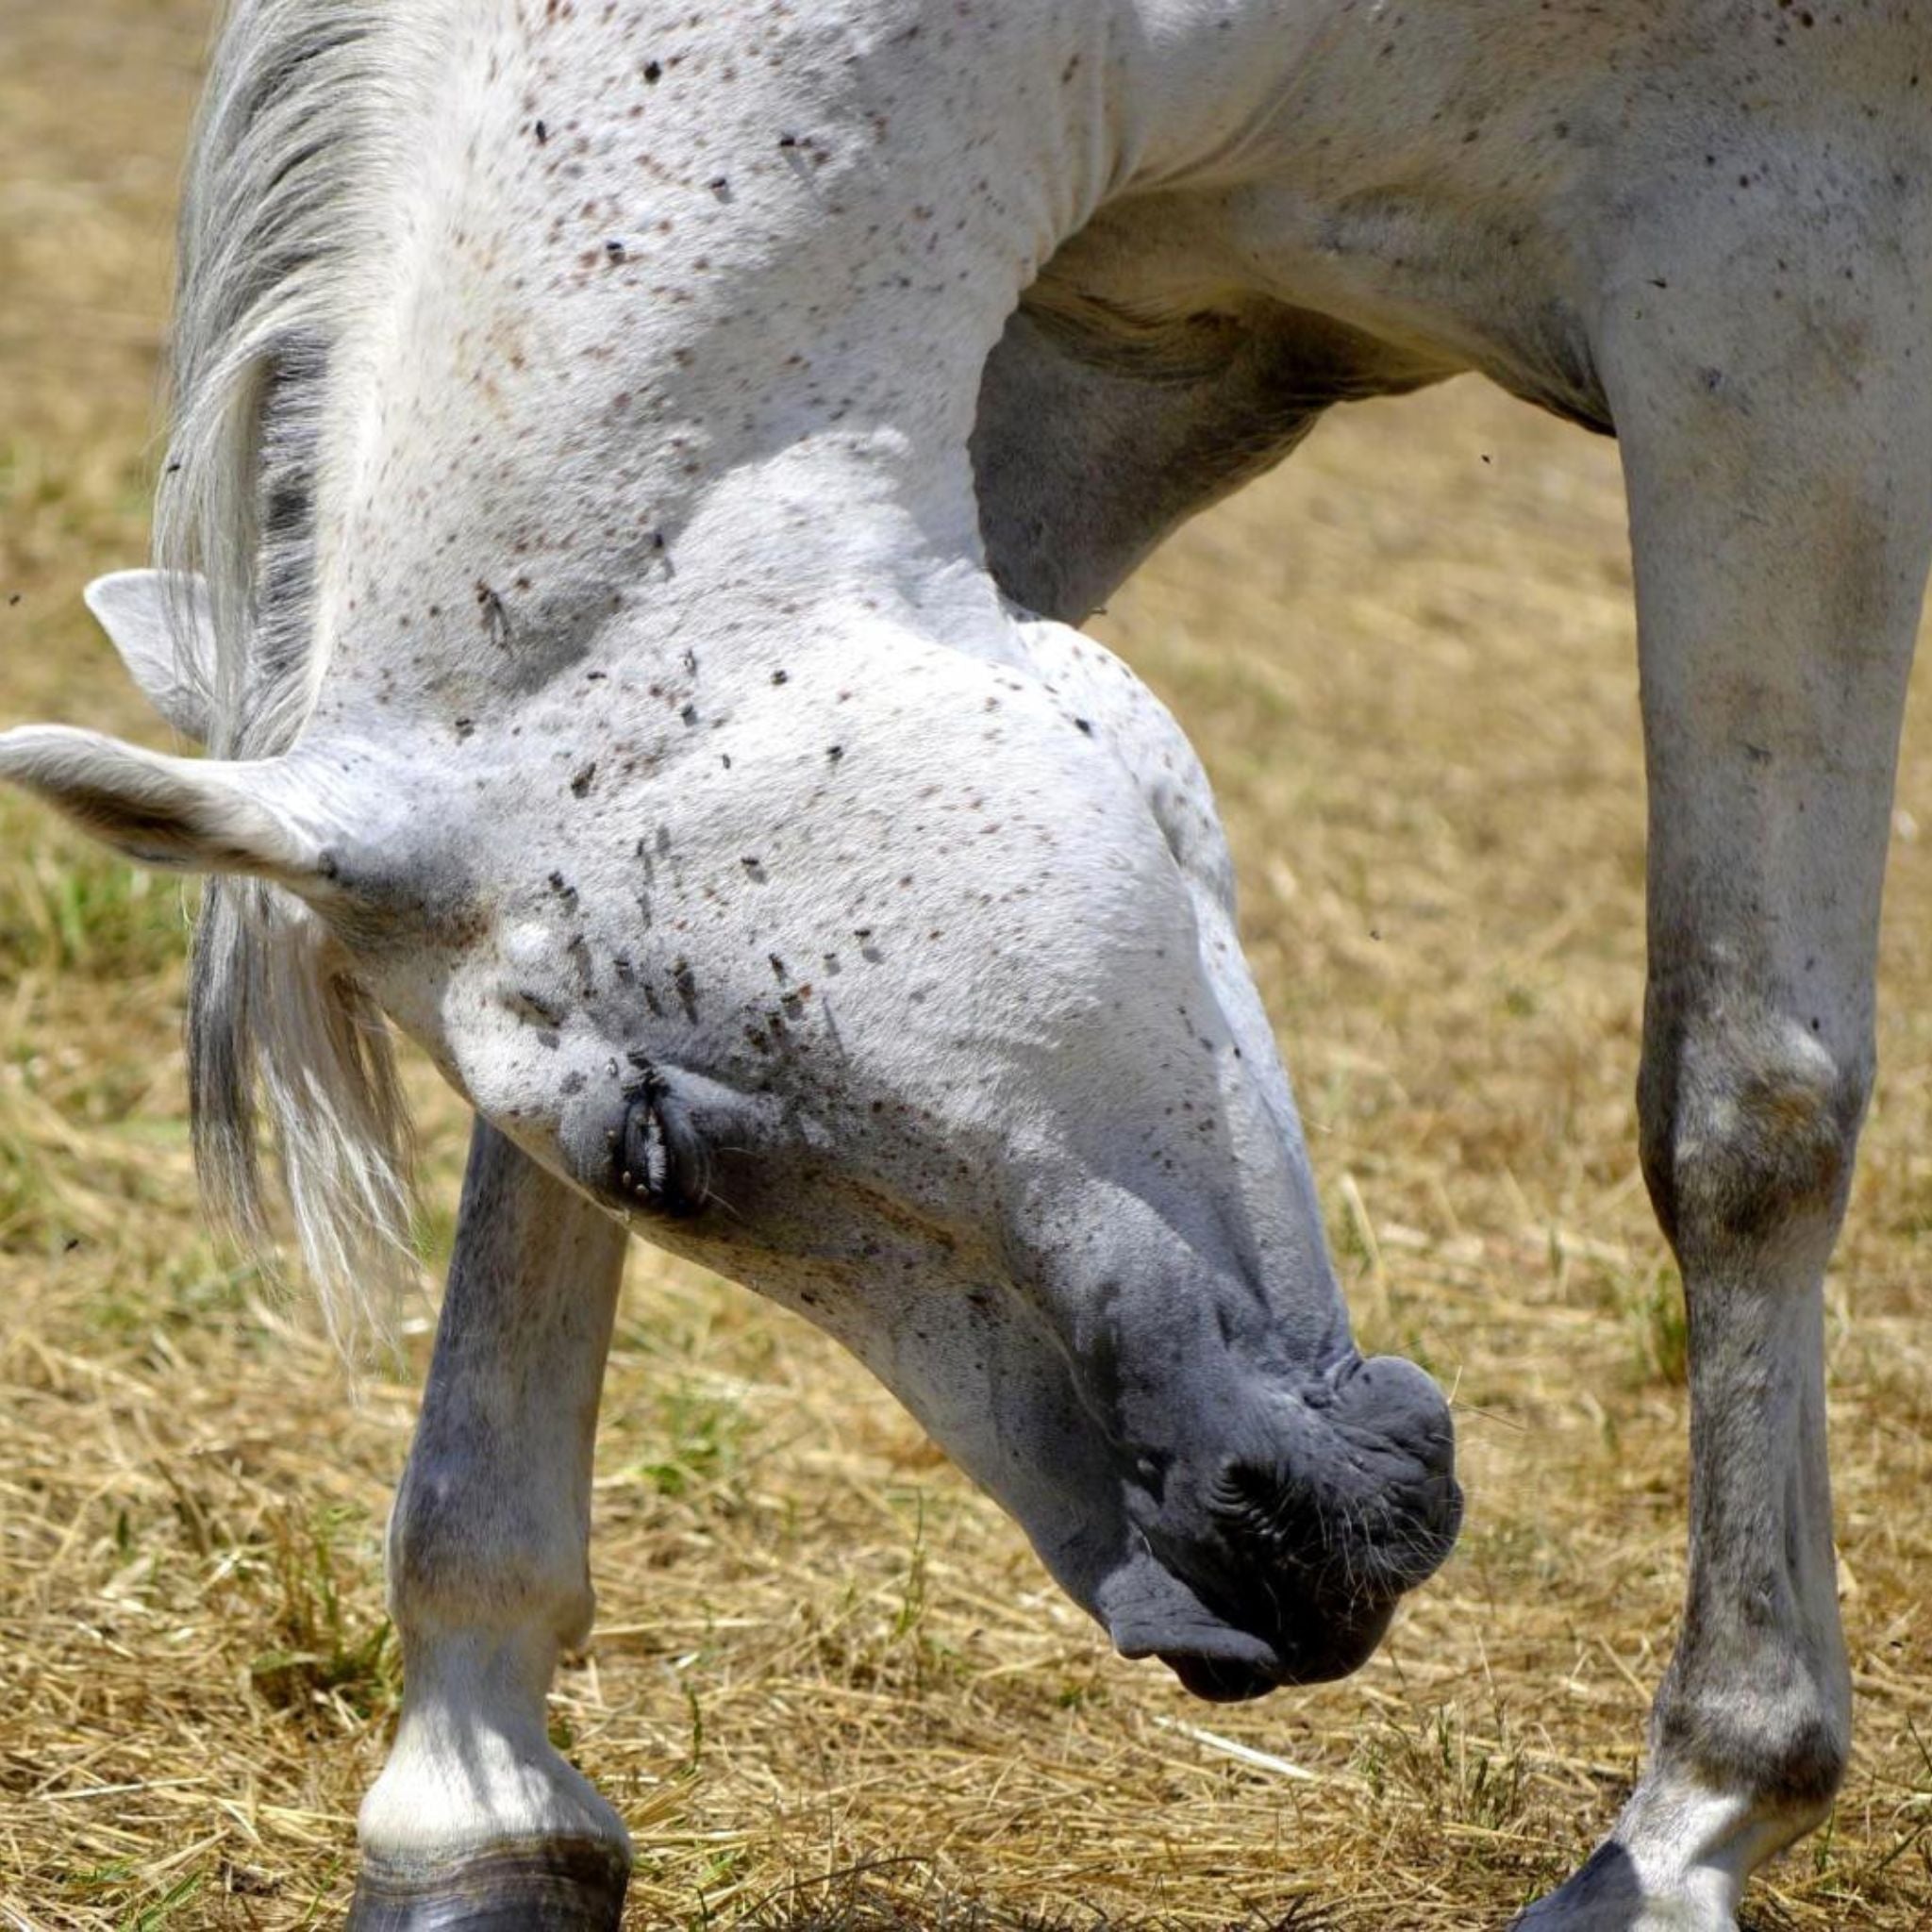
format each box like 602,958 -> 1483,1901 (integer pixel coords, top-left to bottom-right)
7,0 -> 1930,1926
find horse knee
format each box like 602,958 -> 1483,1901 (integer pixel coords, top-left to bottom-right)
1649,1646 -> 1850,1840
1638,1006 -> 1870,1265
387,1450 -> 594,1654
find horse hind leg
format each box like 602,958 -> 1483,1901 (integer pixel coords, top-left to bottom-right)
351,1122 -> 631,1929
1516,151 -> 1932,1929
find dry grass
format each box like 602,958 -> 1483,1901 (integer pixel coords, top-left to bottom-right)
7,5 -> 1932,1927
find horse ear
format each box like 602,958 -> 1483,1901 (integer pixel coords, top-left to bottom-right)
83,570 -> 215,744
0,726 -> 328,885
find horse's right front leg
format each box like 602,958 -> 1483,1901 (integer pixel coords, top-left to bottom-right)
1517,130 -> 1932,1930
351,1121 -> 632,1930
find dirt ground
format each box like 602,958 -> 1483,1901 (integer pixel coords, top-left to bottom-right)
6,5 -> 1932,1928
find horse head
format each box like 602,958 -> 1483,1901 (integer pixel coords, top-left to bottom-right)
0,563 -> 1457,1699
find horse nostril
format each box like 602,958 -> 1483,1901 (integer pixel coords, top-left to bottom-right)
1211,1457 -> 1323,1553
1407,1406 -> 1457,1484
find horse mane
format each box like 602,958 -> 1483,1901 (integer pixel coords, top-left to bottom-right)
158,0 -> 422,1350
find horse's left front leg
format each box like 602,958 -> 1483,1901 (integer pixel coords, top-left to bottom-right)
1521,159 -> 1932,1928
351,1121 -> 632,1929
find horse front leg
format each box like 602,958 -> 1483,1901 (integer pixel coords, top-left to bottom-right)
351,1121 -> 632,1929
1520,167 -> 1932,1928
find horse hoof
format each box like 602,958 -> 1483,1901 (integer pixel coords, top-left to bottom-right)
347,1837 -> 628,1930
1510,1841 -> 1735,1931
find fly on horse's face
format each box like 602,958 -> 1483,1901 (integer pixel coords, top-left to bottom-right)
3,574 -> 1458,1699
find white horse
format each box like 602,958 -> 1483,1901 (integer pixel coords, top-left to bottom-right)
6,0 -> 1928,1924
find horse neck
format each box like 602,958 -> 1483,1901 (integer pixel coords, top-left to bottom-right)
300,0 -> 1192,723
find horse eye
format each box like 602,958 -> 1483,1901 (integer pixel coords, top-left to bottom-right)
618,1096 -> 671,1200
610,1071 -> 707,1216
